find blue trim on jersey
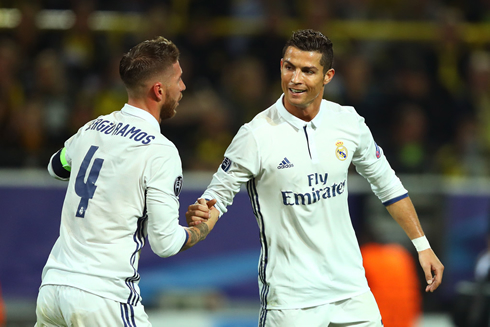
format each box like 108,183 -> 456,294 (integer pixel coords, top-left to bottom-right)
180,229 -> 189,250
382,193 -> 409,206
303,126 -> 312,159
125,216 -> 147,305
120,303 -> 137,327
247,178 -> 269,326
259,306 -> 268,327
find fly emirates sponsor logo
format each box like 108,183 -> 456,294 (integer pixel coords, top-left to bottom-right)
281,173 -> 346,206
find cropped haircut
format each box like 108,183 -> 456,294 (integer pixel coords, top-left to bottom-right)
119,36 -> 180,90
282,29 -> 334,73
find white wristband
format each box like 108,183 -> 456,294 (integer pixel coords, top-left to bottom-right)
412,236 -> 431,252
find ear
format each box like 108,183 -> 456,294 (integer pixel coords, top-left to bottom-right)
323,68 -> 335,86
153,82 -> 165,102
280,58 -> 284,71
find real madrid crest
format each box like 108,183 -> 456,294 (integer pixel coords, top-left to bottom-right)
335,141 -> 348,161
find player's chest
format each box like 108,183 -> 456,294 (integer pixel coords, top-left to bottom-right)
258,127 -> 357,186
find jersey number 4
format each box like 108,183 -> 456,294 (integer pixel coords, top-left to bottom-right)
75,145 -> 104,218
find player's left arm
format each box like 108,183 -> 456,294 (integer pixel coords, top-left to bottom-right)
385,196 -> 444,292
47,147 -> 71,180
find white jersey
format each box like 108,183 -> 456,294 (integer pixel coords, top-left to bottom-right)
41,104 -> 187,305
202,95 -> 408,310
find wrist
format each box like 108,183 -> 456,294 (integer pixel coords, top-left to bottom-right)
412,235 -> 431,252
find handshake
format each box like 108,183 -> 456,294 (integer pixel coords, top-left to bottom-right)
185,198 -> 219,227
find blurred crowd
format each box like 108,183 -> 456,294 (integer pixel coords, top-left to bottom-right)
1,0 -> 490,174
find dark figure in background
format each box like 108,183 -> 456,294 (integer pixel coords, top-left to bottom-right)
453,226 -> 490,327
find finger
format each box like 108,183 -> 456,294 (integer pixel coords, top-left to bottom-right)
189,220 -> 205,226
190,215 -> 208,222
206,199 -> 217,208
189,215 -> 208,223
190,209 -> 210,219
425,278 -> 433,293
197,198 -> 207,205
189,204 -> 210,213
429,268 -> 443,292
424,267 -> 442,293
188,201 -> 210,213
423,266 -> 433,289
186,207 -> 209,219
427,279 -> 438,292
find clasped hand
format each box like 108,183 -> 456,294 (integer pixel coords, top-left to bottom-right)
186,198 -> 218,226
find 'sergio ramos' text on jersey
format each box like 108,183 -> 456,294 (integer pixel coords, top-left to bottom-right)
202,95 -> 408,310
41,104 -> 187,305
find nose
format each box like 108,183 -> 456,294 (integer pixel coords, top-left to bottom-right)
291,69 -> 301,84
180,80 -> 186,91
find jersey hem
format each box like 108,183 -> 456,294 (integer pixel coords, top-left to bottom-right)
41,269 -> 141,305
262,288 -> 371,310
40,283 -> 137,305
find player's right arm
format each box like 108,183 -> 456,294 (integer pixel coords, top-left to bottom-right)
198,124 -> 259,220
180,199 -> 219,251
145,146 -> 223,257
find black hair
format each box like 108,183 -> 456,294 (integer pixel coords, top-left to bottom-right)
282,29 -> 334,72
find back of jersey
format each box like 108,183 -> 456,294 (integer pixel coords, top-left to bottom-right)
41,105 -> 182,305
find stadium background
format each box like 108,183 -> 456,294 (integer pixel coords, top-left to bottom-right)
1,0 -> 490,326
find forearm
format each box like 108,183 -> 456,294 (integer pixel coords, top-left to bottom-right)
385,196 -> 425,240
202,170 -> 249,217
387,196 -> 444,292
180,211 -> 218,252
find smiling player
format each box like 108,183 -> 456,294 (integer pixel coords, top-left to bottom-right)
186,29 -> 444,327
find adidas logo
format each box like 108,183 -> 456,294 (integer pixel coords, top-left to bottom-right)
277,157 -> 294,169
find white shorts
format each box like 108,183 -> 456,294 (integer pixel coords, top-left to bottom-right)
261,291 -> 383,327
35,285 -> 151,327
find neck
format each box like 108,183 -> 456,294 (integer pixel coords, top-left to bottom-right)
127,98 -> 161,123
283,99 -> 321,122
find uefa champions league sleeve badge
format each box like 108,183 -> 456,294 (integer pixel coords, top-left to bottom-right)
335,141 -> 348,161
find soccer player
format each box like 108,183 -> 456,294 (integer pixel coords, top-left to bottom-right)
186,29 -> 444,327
35,36 -> 219,327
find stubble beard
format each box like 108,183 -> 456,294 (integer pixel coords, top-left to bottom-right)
160,92 -> 180,121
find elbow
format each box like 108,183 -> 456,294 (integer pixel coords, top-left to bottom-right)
150,243 -> 179,258
148,229 -> 186,258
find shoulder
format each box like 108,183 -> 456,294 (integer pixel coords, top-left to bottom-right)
322,99 -> 360,117
242,102 -> 284,134
150,133 -> 177,148
143,137 -> 182,174
146,134 -> 181,161
321,100 -> 365,129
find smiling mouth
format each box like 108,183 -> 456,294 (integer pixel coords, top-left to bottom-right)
289,88 -> 306,94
